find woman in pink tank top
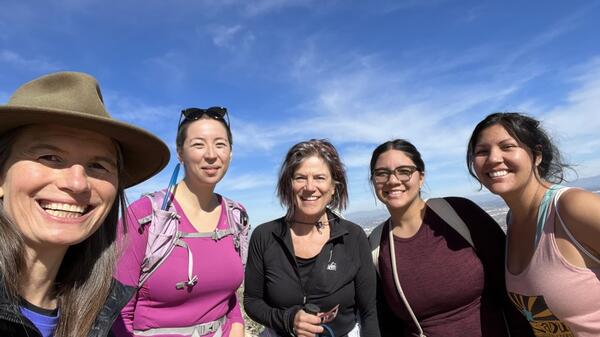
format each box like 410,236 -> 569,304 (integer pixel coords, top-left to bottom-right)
466,112 -> 600,337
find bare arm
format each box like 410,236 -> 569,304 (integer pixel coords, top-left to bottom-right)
556,188 -> 600,262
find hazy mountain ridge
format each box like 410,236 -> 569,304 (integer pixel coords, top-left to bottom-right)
346,175 -> 600,234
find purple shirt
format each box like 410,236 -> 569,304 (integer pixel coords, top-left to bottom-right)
112,195 -> 244,337
20,303 -> 58,337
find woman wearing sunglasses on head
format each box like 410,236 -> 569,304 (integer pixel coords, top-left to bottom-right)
467,113 -> 600,336
112,107 -> 249,337
0,71 -> 169,337
368,139 -> 532,337
244,139 -> 379,337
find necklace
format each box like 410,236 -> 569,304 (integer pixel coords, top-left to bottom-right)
291,218 -> 333,233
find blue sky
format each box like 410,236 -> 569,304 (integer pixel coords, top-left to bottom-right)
2,0 -> 600,225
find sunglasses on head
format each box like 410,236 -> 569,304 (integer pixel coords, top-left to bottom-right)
178,106 -> 230,129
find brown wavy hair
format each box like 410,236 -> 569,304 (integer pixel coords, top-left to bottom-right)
277,139 -> 348,221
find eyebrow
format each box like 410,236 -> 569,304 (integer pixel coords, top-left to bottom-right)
373,165 -> 414,171
28,144 -> 118,167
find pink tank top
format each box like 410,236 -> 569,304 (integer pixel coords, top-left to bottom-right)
506,186 -> 600,337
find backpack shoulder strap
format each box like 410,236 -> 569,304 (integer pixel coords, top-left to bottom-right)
222,196 -> 250,264
136,191 -> 164,226
427,197 -> 474,248
368,221 -> 386,275
137,190 -> 181,288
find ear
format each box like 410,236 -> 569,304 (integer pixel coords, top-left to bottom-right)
418,171 -> 425,189
0,186 -> 3,198
533,145 -> 543,167
176,148 -> 183,164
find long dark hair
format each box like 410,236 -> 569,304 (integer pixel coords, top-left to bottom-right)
0,128 -> 127,337
277,139 -> 348,220
467,112 -> 570,184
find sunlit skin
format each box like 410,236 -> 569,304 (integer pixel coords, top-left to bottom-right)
472,123 -> 600,273
472,124 -> 542,201
372,149 -> 425,238
177,118 -> 231,188
173,118 -> 244,337
175,118 -> 232,233
0,124 -> 119,309
291,155 -> 335,225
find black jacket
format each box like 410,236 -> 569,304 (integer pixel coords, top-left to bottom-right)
244,212 -> 380,337
0,277 -> 135,337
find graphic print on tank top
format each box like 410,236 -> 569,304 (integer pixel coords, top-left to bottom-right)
509,292 -> 573,337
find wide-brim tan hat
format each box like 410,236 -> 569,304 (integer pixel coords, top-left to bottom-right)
0,71 -> 170,188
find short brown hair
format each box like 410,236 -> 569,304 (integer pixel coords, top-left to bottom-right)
277,139 -> 348,219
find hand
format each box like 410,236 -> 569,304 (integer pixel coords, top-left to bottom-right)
293,309 -> 324,337
227,322 -> 244,337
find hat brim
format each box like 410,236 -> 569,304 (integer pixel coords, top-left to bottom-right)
0,105 -> 170,188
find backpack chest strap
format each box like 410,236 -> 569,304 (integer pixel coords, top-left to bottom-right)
173,228 -> 235,289
179,228 -> 234,240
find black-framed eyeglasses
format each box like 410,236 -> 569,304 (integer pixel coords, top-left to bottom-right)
372,165 -> 419,183
178,106 -> 230,129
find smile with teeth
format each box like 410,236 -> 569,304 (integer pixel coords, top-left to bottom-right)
488,170 -> 508,178
301,196 -> 320,201
39,201 -> 89,218
385,190 -> 405,197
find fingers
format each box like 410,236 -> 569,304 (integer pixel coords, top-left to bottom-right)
293,310 -> 325,337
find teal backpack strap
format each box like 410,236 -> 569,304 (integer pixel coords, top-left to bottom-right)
427,197 -> 474,248
534,184 -> 563,246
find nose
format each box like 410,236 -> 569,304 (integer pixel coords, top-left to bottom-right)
304,177 -> 317,192
387,172 -> 402,184
58,164 -> 91,194
204,145 -> 217,161
488,147 -> 503,164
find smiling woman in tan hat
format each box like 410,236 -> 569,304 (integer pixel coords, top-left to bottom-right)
0,71 -> 170,337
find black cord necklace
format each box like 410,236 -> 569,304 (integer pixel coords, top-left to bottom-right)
291,218 -> 334,233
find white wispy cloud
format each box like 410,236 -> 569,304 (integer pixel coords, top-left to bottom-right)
500,3 -> 598,71
243,0 -> 318,17
219,172 -> 275,191
543,58 -> 600,133
143,51 -> 188,90
0,50 -> 60,72
211,24 -> 256,50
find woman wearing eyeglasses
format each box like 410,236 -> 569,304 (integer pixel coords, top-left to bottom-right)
244,139 -> 379,337
368,139 -> 532,337
113,107 -> 248,337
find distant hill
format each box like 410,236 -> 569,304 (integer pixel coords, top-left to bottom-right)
346,175 -> 600,234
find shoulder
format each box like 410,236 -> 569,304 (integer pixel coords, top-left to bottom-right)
220,195 -> 247,212
251,217 -> 285,238
338,218 -> 368,236
123,193 -> 155,224
557,187 -> 600,212
556,188 -> 600,236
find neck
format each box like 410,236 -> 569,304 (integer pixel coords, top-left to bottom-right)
20,244 -> 65,310
388,197 -> 426,230
290,211 -> 330,235
502,179 -> 550,224
177,178 -> 218,211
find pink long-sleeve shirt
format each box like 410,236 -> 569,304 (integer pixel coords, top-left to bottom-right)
112,195 -> 244,337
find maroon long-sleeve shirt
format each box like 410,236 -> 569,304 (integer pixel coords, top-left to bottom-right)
377,197 -> 533,337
